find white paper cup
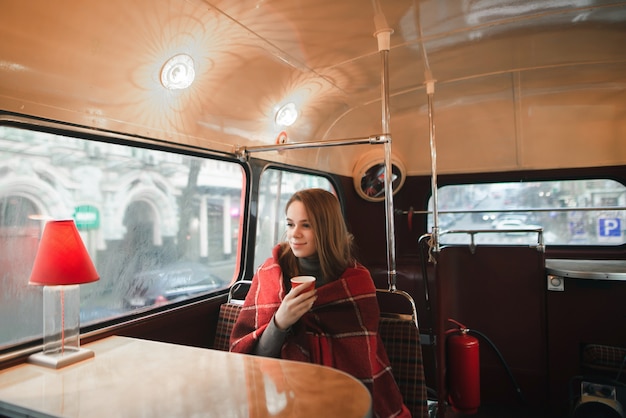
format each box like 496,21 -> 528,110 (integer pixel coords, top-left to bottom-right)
290,275 -> 316,292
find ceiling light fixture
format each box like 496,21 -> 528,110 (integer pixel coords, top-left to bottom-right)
275,102 -> 298,127
160,54 -> 196,90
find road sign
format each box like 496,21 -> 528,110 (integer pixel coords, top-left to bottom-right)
74,205 -> 100,230
598,217 -> 621,243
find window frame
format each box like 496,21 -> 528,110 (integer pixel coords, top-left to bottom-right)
0,115 -> 249,354
427,178 -> 626,248
249,163 -> 339,274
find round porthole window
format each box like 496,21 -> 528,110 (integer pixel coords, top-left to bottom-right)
352,151 -> 406,202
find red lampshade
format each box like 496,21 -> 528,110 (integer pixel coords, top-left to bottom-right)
29,220 -> 100,286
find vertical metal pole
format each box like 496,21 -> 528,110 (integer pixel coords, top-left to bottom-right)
375,27 -> 396,291
425,79 -> 446,418
381,49 -> 397,291
426,81 -> 440,252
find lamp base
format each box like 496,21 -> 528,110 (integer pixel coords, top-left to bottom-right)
28,347 -> 94,369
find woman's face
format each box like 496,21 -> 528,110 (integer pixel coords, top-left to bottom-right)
286,200 -> 317,258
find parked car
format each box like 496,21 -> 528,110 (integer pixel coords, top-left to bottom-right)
124,261 -> 226,308
490,214 -> 529,229
492,219 -> 542,236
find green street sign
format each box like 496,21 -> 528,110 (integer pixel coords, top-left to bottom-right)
73,205 -> 100,230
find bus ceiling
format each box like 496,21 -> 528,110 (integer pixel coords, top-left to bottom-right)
0,0 -> 625,177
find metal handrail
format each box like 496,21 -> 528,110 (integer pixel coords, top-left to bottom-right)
440,228 -> 544,254
398,206 -> 626,215
233,134 -> 388,161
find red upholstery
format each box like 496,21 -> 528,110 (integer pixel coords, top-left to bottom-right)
213,302 -> 243,351
379,316 -> 429,418
582,344 -> 626,377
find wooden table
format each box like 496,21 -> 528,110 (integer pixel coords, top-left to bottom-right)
0,336 -> 372,417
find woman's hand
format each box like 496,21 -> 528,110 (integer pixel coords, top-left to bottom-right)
274,284 -> 317,330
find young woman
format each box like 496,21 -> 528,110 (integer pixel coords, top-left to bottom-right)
230,188 -> 411,418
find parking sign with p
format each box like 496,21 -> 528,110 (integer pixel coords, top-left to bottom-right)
598,218 -> 622,242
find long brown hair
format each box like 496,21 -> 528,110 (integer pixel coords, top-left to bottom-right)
278,188 -> 354,281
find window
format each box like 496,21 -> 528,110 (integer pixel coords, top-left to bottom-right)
254,169 -> 334,268
428,180 -> 626,246
0,125 -> 244,350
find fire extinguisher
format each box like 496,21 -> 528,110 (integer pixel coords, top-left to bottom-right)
446,318 -> 480,414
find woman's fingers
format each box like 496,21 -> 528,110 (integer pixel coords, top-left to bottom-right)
274,288 -> 316,330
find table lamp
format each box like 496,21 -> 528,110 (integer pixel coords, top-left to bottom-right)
28,219 -> 100,369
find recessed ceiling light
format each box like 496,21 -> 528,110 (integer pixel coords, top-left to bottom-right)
275,102 -> 298,127
160,54 -> 195,90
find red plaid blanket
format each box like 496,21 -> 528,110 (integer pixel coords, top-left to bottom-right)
231,247 -> 410,418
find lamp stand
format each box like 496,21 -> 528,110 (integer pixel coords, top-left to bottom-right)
28,285 -> 94,369
28,347 -> 94,369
